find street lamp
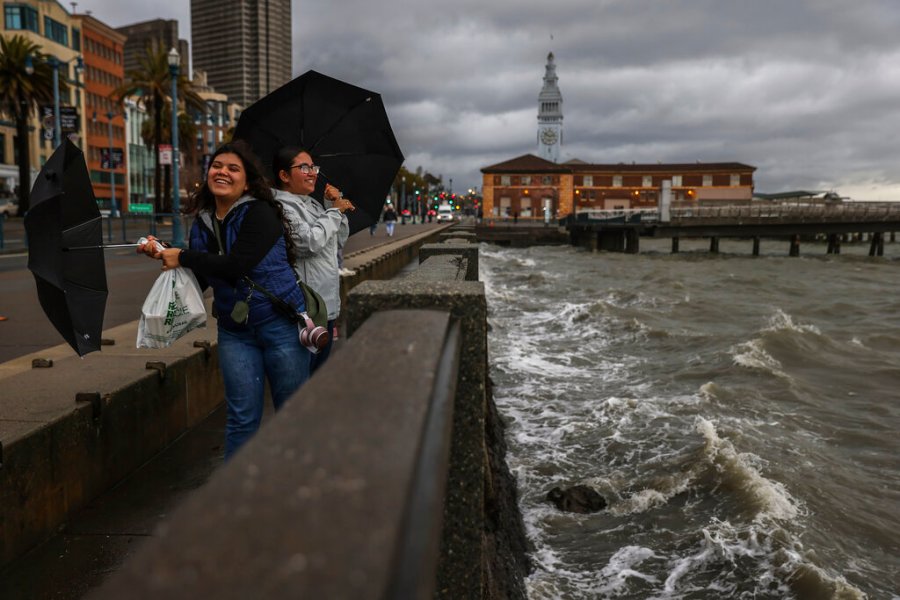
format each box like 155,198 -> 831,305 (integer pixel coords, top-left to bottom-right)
401,176 -> 406,222
106,111 -> 118,218
48,55 -> 84,148
167,47 -> 183,247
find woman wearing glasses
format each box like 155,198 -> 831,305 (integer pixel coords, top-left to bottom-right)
273,146 -> 355,373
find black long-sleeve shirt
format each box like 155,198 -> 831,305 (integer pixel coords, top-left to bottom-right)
180,201 -> 284,285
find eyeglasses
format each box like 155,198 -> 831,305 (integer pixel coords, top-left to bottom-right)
290,163 -> 320,175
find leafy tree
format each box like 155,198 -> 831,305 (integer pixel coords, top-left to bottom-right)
0,35 -> 65,215
114,47 -> 203,212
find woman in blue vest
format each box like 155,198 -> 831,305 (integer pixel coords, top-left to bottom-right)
139,140 -> 310,458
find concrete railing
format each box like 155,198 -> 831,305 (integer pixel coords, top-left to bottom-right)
94,310 -> 462,599
93,227 -> 530,599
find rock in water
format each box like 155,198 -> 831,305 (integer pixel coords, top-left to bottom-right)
545,485 -> 607,514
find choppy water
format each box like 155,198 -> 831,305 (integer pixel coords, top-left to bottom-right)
482,237 -> 900,599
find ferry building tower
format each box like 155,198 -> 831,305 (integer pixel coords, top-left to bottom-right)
537,52 -> 563,163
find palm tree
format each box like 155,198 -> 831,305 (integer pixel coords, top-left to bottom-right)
0,35 -> 64,216
114,47 -> 202,213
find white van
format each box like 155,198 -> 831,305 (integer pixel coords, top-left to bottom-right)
436,204 -> 454,222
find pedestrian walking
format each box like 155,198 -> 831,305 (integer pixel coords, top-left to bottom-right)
139,140 -> 310,459
272,145 -> 354,373
383,205 -> 397,236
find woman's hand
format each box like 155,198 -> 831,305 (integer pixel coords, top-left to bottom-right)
324,184 -> 342,202
333,197 -> 355,213
158,248 -> 182,271
137,236 -> 181,271
137,235 -> 164,258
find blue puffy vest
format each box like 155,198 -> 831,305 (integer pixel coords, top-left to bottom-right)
189,197 -> 305,331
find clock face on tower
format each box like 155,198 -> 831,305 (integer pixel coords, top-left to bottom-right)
540,128 -> 558,145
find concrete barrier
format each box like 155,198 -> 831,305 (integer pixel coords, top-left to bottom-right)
94,310 -> 462,599
0,323 -> 222,567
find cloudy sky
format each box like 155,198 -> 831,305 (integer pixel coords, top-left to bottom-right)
88,0 -> 900,199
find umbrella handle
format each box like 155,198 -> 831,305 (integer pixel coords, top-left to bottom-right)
137,236 -> 168,253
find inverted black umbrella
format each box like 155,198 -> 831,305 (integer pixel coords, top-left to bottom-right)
234,70 -> 404,233
25,139 -> 107,357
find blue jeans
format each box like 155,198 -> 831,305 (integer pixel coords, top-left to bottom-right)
218,316 -> 311,459
310,319 -> 336,374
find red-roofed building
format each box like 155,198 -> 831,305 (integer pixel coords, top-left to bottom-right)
481,154 -> 756,219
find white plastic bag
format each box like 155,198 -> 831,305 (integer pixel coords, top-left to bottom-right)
137,268 -> 207,348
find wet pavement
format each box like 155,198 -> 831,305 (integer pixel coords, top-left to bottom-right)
0,406 -> 226,600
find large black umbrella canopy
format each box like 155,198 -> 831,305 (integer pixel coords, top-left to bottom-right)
234,70 -> 404,234
25,139 -> 108,357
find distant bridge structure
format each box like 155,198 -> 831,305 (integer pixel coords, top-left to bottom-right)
565,202 -> 900,256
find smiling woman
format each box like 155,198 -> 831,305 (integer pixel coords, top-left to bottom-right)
138,140 -> 311,459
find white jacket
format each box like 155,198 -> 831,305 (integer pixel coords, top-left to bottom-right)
275,189 -> 349,320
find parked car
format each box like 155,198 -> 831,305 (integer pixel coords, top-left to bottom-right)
0,197 -> 18,217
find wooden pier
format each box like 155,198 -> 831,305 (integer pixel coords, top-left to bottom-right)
565,203 -> 900,256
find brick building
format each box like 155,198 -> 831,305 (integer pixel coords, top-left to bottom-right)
481,154 -> 756,219
73,13 -> 127,212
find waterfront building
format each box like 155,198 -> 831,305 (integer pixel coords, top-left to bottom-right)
537,52 -> 562,163
191,0 -> 291,108
1,0 -> 85,194
115,19 -> 188,81
73,13 -> 127,212
481,154 -> 756,219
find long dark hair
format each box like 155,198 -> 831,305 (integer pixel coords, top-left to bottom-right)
271,145 -> 311,190
186,140 -> 297,265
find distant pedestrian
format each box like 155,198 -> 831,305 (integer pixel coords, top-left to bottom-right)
369,221 -> 377,236
513,211 -> 519,224
383,205 -> 397,236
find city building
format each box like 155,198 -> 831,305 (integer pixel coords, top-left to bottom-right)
1,0 -> 86,195
72,13 -> 127,212
115,19 -> 187,80
537,52 -> 562,163
123,96 -> 154,207
482,155 -> 756,219
191,0 -> 291,108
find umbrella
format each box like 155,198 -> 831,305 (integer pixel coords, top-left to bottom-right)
233,70 -> 404,234
25,139 -> 108,357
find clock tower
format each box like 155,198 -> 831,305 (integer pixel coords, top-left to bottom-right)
537,52 -> 563,162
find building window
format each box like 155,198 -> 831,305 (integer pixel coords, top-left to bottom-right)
730,173 -> 741,186
72,27 -> 81,51
542,175 -> 552,185
583,175 -> 593,187
642,175 -> 653,187
43,16 -> 69,46
5,5 -> 39,31
500,175 -> 510,186
612,175 -> 622,187
672,175 -> 682,187
521,175 -> 531,186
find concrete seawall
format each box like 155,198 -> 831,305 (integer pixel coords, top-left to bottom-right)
3,223 -> 531,597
